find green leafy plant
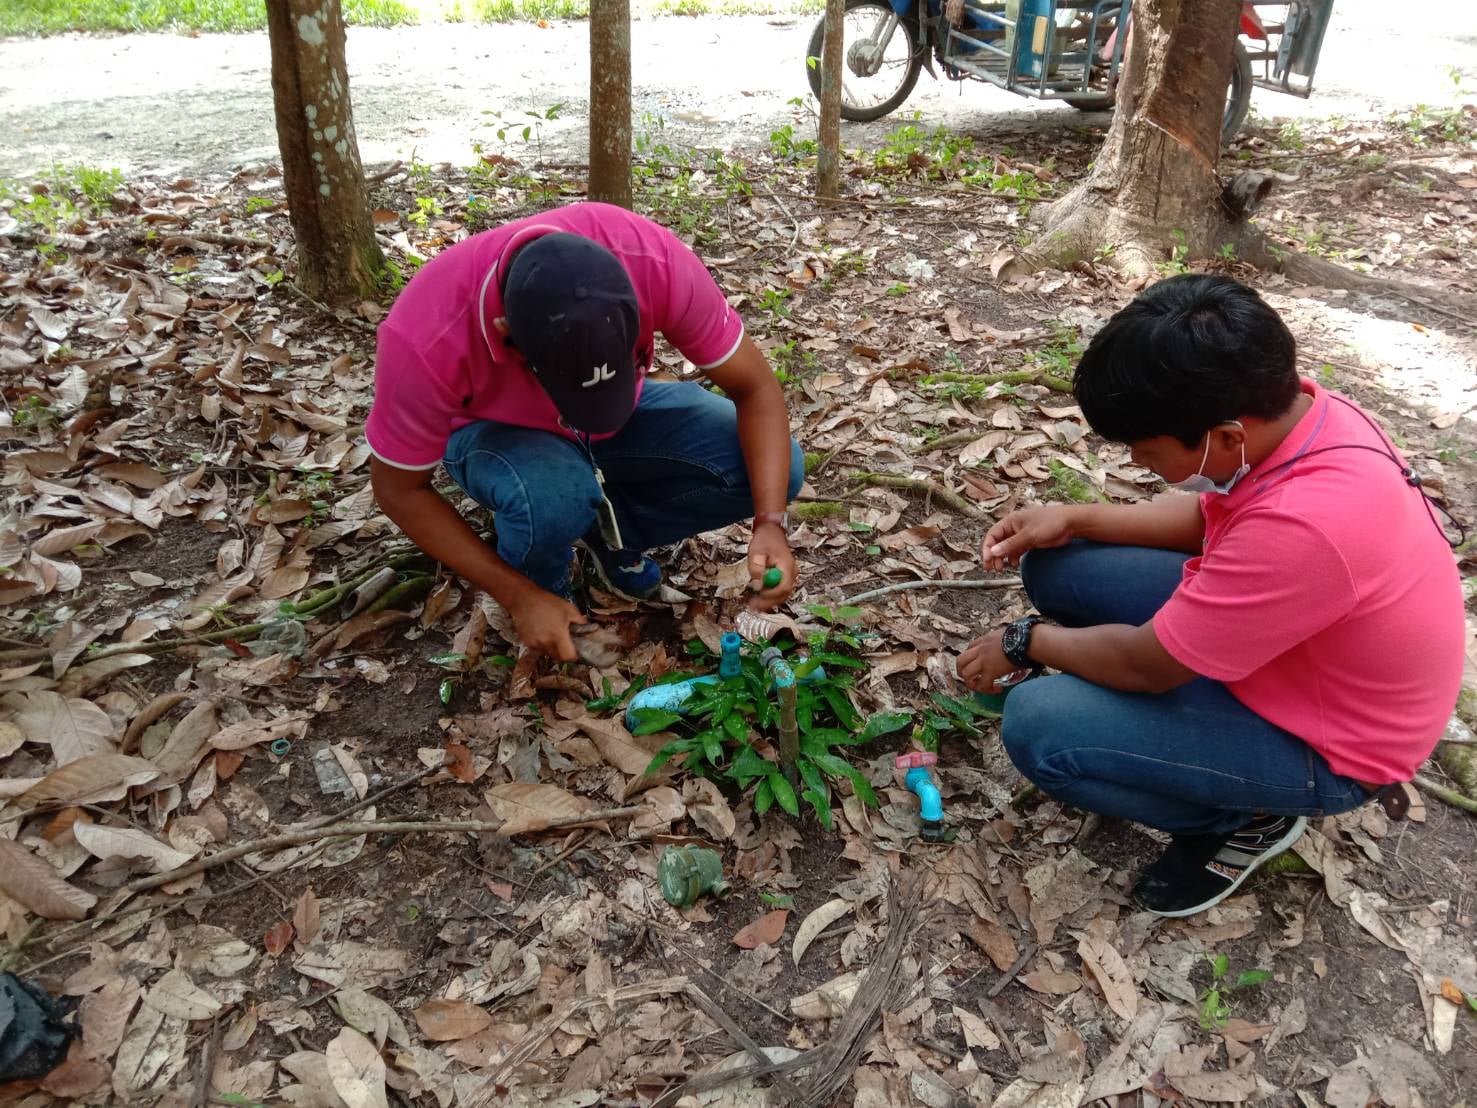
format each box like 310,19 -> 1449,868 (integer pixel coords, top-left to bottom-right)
769,124 -> 818,163
1198,953 -> 1272,1030
1157,229 -> 1190,275
636,639 -> 911,827
912,692 -> 998,753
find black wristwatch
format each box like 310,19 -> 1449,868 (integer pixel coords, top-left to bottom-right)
1001,616 -> 1043,670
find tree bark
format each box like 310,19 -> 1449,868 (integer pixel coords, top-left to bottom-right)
1029,0 -> 1241,272
589,0 -> 633,208
816,0 -> 844,200
265,0 -> 383,303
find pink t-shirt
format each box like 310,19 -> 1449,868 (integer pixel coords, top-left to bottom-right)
1154,380 -> 1464,784
365,203 -> 745,470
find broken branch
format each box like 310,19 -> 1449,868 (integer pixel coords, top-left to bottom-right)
848,471 -> 988,520
1413,774 -> 1477,815
122,807 -> 645,895
841,577 -> 1022,605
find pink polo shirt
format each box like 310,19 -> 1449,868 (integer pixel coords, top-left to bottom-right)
365,203 -> 745,470
1154,380 -> 1464,784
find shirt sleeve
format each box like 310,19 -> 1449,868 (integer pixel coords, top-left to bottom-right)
1153,509 -> 1359,682
651,225 -> 745,370
364,323 -> 463,470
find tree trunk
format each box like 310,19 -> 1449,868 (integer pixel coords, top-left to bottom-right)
265,0 -> 383,303
816,0 -> 844,200
1030,0 -> 1241,272
589,0 -> 633,209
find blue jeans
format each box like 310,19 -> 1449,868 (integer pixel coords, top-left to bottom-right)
1000,541 -> 1369,836
443,381 -> 805,593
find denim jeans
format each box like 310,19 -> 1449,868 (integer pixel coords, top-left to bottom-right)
443,380 -> 805,594
1000,540 -> 1369,836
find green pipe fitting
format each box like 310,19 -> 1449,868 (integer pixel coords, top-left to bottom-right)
657,845 -> 730,908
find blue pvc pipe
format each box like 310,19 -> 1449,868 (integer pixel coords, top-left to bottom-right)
719,632 -> 742,679
624,675 -> 718,730
905,766 -> 943,823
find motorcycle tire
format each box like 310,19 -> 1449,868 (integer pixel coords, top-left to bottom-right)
806,0 -> 924,124
1066,39 -> 1255,148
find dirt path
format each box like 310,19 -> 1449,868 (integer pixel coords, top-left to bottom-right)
2,0 -> 1475,178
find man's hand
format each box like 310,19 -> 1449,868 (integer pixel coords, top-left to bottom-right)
747,523 -> 796,611
956,630 -> 1030,693
980,505 -> 1077,570
507,588 -> 587,661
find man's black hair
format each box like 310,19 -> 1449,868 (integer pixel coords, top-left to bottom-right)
1072,274 -> 1300,447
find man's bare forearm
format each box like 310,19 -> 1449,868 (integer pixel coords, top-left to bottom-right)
734,384 -> 793,517
378,485 -> 533,608
1067,495 -> 1205,554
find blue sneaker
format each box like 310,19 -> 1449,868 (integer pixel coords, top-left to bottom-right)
575,537 -> 662,600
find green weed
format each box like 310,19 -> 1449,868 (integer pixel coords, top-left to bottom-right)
1198,953 -> 1272,1031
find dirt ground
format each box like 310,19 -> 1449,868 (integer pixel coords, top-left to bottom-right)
2,0 -> 1477,179
2,26 -> 1477,1108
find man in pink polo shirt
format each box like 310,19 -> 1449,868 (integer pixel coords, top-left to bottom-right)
367,203 -> 804,661
956,275 -> 1465,917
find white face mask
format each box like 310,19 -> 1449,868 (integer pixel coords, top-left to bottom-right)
1169,420 -> 1249,495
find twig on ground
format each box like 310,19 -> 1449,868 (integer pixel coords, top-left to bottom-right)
841,577 -> 1022,605
987,941 -> 1039,999
284,282 -> 378,334
765,184 -> 802,253
1414,774 -> 1477,815
848,471 -> 988,520
192,1013 -> 226,1108
122,807 -> 645,895
305,756 -> 451,830
366,160 -> 405,184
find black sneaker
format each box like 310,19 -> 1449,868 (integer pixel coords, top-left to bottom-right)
1133,815 -> 1308,918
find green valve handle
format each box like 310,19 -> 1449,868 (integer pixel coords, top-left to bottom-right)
762,567 -> 784,590
657,845 -> 730,908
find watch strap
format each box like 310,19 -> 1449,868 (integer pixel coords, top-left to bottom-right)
1002,616 -> 1042,669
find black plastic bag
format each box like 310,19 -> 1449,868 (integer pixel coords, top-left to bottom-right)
0,973 -> 75,1082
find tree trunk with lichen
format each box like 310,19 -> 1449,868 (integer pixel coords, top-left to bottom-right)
266,0 -> 383,303
1030,0 -> 1241,272
816,0 -> 844,200
589,0 -> 633,208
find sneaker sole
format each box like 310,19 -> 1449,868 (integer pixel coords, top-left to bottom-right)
1143,815 -> 1309,919
573,540 -> 660,602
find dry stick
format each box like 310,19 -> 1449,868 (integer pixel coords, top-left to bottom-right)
365,159 -> 405,184
122,807 -> 645,896
986,941 -> 1039,999
303,756 -> 451,830
649,933 -> 809,1106
848,471 -> 987,521
1413,774 -> 1477,815
841,577 -> 1022,605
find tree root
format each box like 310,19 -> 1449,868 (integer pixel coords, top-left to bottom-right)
1436,742 -> 1477,801
1414,774 -> 1477,816
918,368 -> 1072,393
848,472 -> 988,520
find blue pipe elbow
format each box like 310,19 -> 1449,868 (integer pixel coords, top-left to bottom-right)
718,632 -> 742,680
905,767 -> 944,823
624,675 -> 718,730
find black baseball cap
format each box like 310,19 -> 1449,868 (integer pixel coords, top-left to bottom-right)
502,233 -> 641,435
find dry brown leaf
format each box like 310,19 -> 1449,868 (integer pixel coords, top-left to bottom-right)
733,909 -> 788,949
151,699 -> 218,783
4,689 -> 115,764
294,888 -> 322,944
685,777 -> 736,840
325,1026 -> 389,1108
483,782 -> 593,835
412,998 -> 494,1042
144,969 -> 222,1020
1020,969 -> 1083,995
952,1005 -> 1001,1052
0,838 -> 98,920
74,821 -> 196,873
967,917 -> 1019,972
1077,929 -> 1138,1022
210,712 -> 309,752
41,1050 -> 111,1099
80,975 -> 141,1061
574,714 -> 668,780
14,753 -> 161,810
793,898 -> 852,966
265,921 -> 295,955
257,498 -> 314,524
0,720 -> 24,758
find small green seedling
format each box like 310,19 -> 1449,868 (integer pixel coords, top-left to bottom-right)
1199,952 -> 1272,1030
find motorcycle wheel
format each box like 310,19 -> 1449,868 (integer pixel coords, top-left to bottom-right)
805,0 -> 924,123
1066,39 -> 1255,147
